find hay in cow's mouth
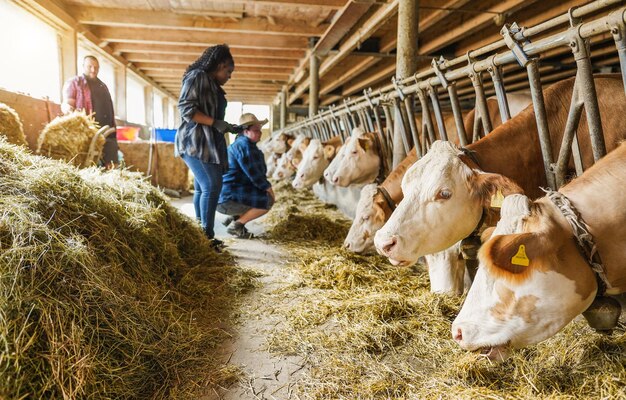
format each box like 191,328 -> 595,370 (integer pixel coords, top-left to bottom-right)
0,139 -> 258,398
260,180 -> 626,399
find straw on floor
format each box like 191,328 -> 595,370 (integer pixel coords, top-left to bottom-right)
0,102 -> 28,146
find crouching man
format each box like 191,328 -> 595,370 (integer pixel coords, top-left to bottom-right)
218,113 -> 275,238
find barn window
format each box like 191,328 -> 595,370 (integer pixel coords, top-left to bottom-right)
0,0 -> 61,102
153,92 -> 164,128
126,76 -> 146,124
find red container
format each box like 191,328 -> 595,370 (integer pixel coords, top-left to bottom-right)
116,126 -> 140,141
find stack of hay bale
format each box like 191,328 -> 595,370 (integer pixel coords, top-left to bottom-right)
0,102 -> 28,146
36,111 -> 106,167
0,139 -> 246,398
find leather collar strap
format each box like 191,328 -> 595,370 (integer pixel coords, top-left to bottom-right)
377,186 -> 396,211
543,188 -> 610,296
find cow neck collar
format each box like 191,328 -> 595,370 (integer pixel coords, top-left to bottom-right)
543,188 -> 610,297
377,186 -> 396,211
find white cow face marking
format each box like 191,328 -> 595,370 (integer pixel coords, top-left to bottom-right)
331,132 -> 380,186
292,139 -> 330,189
452,195 -> 596,357
344,184 -> 385,253
374,141 -> 483,265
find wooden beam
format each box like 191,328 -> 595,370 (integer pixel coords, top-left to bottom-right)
111,43 -> 305,59
315,0 -> 376,55
419,0 -> 537,55
73,7 -> 328,37
231,0 -> 343,8
340,60 -> 396,97
91,26 -> 309,50
132,63 -> 294,74
146,71 -> 289,80
122,53 -> 299,68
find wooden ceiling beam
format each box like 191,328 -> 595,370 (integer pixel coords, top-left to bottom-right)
231,0 -> 343,8
146,71 -> 289,80
111,43 -> 305,59
132,63 -> 294,74
72,6 -> 328,37
340,60 -> 396,98
91,26 -> 309,50
122,53 -> 299,68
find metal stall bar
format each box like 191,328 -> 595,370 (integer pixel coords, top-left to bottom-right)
487,55 -> 512,122
467,54 -> 493,139
432,57 -> 468,146
569,9 -> 606,161
391,96 -> 413,155
427,83 -> 448,141
416,87 -> 436,145
392,77 -> 420,155
554,78 -> 585,188
609,9 -> 626,93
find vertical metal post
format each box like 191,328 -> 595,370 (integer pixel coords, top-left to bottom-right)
554,80 -> 584,188
487,56 -> 511,122
404,97 -> 422,157
609,11 -> 626,93
416,88 -> 436,145
392,97 -> 413,155
569,20 -> 606,161
382,103 -> 395,146
448,84 -> 468,146
468,68 -> 493,135
527,60 -> 557,189
428,84 -> 448,141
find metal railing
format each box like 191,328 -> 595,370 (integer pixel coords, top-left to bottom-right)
275,0 -> 626,189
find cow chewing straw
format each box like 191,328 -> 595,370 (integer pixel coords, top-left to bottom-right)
0,138 -> 258,399
261,179 -> 626,399
0,102 -> 28,146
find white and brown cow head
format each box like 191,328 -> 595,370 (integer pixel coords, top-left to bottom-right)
374,140 -> 522,266
331,129 -> 381,186
343,184 -> 387,254
452,195 -> 597,360
271,134 -> 309,180
265,132 -> 294,154
292,139 -> 338,189
324,143 -> 346,184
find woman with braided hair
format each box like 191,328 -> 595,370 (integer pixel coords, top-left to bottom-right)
175,44 -> 238,251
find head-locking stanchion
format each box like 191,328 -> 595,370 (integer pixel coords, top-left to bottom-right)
467,52 -> 493,138
431,57 -> 468,146
487,54 -> 512,122
393,76 -> 420,155
609,9 -> 626,94
427,83 -> 448,142
502,22 -> 556,190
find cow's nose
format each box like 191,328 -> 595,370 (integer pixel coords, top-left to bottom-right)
453,326 -> 463,343
380,236 -> 397,255
344,241 -> 351,250
332,176 -> 339,183
277,172 -> 283,178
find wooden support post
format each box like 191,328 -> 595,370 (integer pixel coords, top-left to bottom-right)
309,47 -> 320,117
280,87 -> 287,129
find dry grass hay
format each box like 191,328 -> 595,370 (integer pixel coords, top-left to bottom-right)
0,138 -> 258,399
36,111 -> 105,167
0,102 -> 27,146
118,141 -> 190,192
261,181 -> 626,399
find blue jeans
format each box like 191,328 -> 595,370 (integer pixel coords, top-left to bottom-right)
181,154 -> 223,238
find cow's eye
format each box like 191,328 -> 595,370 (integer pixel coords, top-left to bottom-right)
362,215 -> 370,221
351,150 -> 358,155
437,189 -> 452,200
313,156 -> 319,160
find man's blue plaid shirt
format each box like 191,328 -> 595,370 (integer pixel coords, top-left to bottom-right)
219,134 -> 272,209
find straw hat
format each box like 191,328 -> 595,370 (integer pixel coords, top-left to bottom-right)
238,113 -> 268,127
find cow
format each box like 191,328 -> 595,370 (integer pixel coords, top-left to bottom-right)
452,142 -> 626,360
258,138 -> 280,178
264,132 -> 294,154
374,74 -> 626,266
463,92 -> 532,139
272,134 -> 310,180
292,135 -> 343,189
331,129 -> 382,186
323,143 -> 346,183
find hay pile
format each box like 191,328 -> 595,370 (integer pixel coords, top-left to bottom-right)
0,138 -> 257,399
0,102 -> 27,146
36,111 -> 105,167
262,181 -> 626,399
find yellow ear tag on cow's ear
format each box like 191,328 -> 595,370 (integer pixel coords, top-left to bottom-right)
490,189 -> 505,208
511,245 -> 530,267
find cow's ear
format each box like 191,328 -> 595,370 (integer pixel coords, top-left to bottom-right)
480,232 -> 548,278
291,156 -> 301,168
287,137 -> 295,147
299,142 -> 308,153
324,145 -> 336,160
480,226 -> 496,243
357,136 -> 372,151
472,172 -> 524,208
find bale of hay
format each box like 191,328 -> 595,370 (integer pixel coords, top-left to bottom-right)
36,111 -> 105,168
0,102 -> 27,146
118,141 -> 190,192
0,138 -> 255,399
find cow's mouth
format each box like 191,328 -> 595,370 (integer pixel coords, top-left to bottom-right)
388,258 -> 411,267
477,344 -> 510,362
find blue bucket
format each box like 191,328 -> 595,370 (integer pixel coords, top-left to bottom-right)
155,129 -> 177,142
